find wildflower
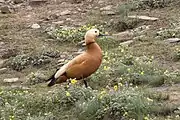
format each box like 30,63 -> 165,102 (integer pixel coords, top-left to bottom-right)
127,68 -> 131,72
104,66 -> 110,71
123,112 -> 128,116
121,49 -> 124,52
9,115 -> 14,120
99,90 -> 106,99
144,116 -> 149,120
71,79 -> 77,84
105,32 -> 109,35
66,85 -> 70,88
151,56 -> 154,59
118,82 -> 123,87
147,97 -> 153,102
114,85 -> 118,91
140,71 -> 144,75
66,91 -> 71,97
100,90 -> 106,95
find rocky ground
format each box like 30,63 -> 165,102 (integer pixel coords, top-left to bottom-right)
0,0 -> 180,119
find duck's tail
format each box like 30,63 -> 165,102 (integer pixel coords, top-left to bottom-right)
46,69 -> 59,87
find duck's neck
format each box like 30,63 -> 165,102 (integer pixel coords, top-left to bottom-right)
86,41 -> 102,60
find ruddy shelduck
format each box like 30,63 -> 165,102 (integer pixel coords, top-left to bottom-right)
47,29 -> 105,87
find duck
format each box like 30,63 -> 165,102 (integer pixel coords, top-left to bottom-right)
47,28 -> 105,87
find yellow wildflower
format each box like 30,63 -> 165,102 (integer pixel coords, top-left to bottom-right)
127,68 -> 131,72
99,95 -> 103,99
104,66 -> 110,71
118,83 -> 123,87
100,90 -> 106,95
123,112 -> 128,116
114,85 -> 118,91
99,89 -> 107,99
140,71 -> 144,75
71,79 -> 77,84
147,97 -> 153,102
144,116 -> 149,120
66,91 -> 71,97
105,32 -> 109,35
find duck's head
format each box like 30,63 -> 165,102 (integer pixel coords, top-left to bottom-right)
85,29 -> 105,45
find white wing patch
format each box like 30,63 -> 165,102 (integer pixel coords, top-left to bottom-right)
54,62 -> 70,79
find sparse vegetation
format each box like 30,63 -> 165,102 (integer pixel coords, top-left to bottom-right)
0,0 -> 180,120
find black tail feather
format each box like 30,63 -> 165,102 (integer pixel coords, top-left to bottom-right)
47,76 -> 56,87
46,69 -> 59,87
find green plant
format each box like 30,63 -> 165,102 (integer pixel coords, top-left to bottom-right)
48,24 -> 105,43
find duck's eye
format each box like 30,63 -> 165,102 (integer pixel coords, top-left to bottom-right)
95,31 -> 97,33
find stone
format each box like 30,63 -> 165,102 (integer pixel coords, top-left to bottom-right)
164,38 -> 180,43
112,31 -> 134,41
0,42 -> 18,59
98,0 -> 104,4
13,0 -> 23,4
0,59 -> 4,68
29,0 -> 47,6
0,68 -> 7,74
60,54 -> 66,58
120,40 -> 133,46
0,6 -> 11,14
31,23 -> 40,29
101,11 -> 116,15
52,21 -> 64,25
58,59 -> 65,63
60,10 -> 71,16
3,78 -> 19,83
134,25 -> 151,32
0,0 -> 5,3
100,5 -> 113,11
128,15 -> 159,21
77,40 -> 85,46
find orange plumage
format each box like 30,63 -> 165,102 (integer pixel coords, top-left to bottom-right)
47,29 -> 103,87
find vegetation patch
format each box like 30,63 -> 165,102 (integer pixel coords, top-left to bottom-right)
48,24 -> 105,43
0,84 -> 171,120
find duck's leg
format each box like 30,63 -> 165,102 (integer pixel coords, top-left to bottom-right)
83,80 -> 88,88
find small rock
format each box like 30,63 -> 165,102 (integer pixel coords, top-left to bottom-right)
27,6 -> 33,11
0,48 -> 18,59
0,6 -> 11,14
58,59 -> 65,63
0,68 -> 7,74
31,23 -> 40,29
60,10 -> 71,16
3,78 -> 19,83
0,0 -> 5,3
60,54 -> 66,58
0,59 -> 4,68
164,38 -> 180,43
134,25 -> 151,32
77,40 -> 85,46
128,15 -> 159,21
100,5 -> 113,11
29,0 -> 47,6
98,0 -> 104,4
101,11 -> 116,15
13,0 -> 23,4
112,31 -> 134,41
52,21 -> 64,25
120,40 -> 133,46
